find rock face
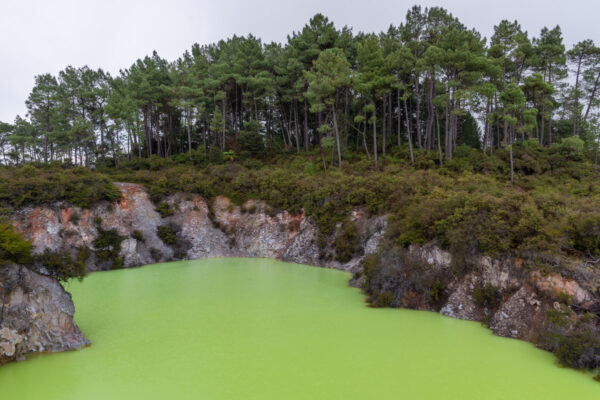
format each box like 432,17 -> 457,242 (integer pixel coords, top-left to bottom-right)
7,182 -> 599,365
0,264 -> 89,365
12,183 -> 384,272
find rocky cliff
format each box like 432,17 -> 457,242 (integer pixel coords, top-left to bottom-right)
6,182 -> 600,367
0,264 -> 89,365
11,183 -> 386,272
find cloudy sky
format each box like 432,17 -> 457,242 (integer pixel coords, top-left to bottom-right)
1,0 -> 598,122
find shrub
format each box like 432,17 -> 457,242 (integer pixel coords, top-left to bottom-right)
374,292 -> 393,308
558,136 -> 585,161
237,120 -> 264,159
131,230 -> 145,242
0,164 -> 121,209
553,331 -> 600,370
472,283 -> 502,308
334,221 -> 359,263
208,146 -> 224,164
155,202 -> 174,218
429,279 -> 446,304
157,225 -> 178,245
567,211 -> 600,255
545,308 -> 571,327
0,222 -> 32,265
36,247 -> 86,281
93,227 -> 125,266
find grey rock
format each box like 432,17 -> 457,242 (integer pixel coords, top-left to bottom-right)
0,265 -> 88,365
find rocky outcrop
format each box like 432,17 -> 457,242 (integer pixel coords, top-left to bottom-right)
12,183 -> 384,272
0,264 -> 88,365
363,244 -> 597,343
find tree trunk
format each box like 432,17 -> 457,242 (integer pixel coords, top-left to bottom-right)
548,107 -> 553,146
382,93 -> 386,157
435,110 -> 443,166
332,105 -> 342,167
294,100 -> 300,153
509,127 -> 514,185
415,77 -> 423,150
397,89 -> 401,146
373,108 -> 378,168
540,99 -> 546,146
187,111 -> 193,154
403,98 -> 414,164
582,70 -> 600,132
362,117 -> 370,160
304,100 -> 309,152
482,99 -> 490,154
426,75 -> 435,151
573,59 -> 582,136
318,112 -> 326,170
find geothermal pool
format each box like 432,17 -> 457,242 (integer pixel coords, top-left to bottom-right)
0,258 -> 598,399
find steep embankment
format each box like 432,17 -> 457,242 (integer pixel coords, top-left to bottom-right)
11,183 -> 386,271
6,182 -> 600,370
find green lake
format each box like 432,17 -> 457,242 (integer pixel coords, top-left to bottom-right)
1,258 -> 598,399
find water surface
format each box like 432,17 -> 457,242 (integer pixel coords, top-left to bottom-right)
1,258 -> 598,399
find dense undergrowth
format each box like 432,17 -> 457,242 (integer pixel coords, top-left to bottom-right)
2,140 -> 600,265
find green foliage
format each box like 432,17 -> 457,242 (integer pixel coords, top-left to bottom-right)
473,283 -> 502,308
0,222 -> 32,265
558,136 -> 585,160
429,279 -> 446,304
334,221 -> 359,263
157,225 -> 178,245
552,332 -> 600,369
208,147 -> 224,165
0,165 -> 121,210
155,202 -> 174,217
237,120 -> 264,159
374,292 -> 393,308
35,247 -> 87,281
567,209 -> 600,255
131,230 -> 145,242
93,227 -> 125,267
545,307 -> 572,327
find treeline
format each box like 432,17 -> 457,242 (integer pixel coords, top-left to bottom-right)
1,5 -> 600,171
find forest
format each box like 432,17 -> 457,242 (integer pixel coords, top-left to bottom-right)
0,5 -> 599,173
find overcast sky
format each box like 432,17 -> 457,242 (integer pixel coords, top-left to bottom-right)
1,0 -> 598,123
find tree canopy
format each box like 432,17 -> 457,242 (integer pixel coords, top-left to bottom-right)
1,7 -> 599,170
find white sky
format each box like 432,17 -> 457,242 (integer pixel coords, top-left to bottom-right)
1,0 -> 598,123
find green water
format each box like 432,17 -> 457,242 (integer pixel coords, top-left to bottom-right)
0,258 -> 598,399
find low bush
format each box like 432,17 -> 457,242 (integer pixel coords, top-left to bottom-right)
545,307 -> 572,328
0,164 -> 121,210
472,283 -> 502,309
93,227 -> 125,267
0,222 -> 32,265
131,230 -> 145,242
553,331 -> 600,370
155,202 -> 174,218
334,221 -> 359,263
429,278 -> 446,304
35,247 -> 87,281
157,225 -> 178,245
